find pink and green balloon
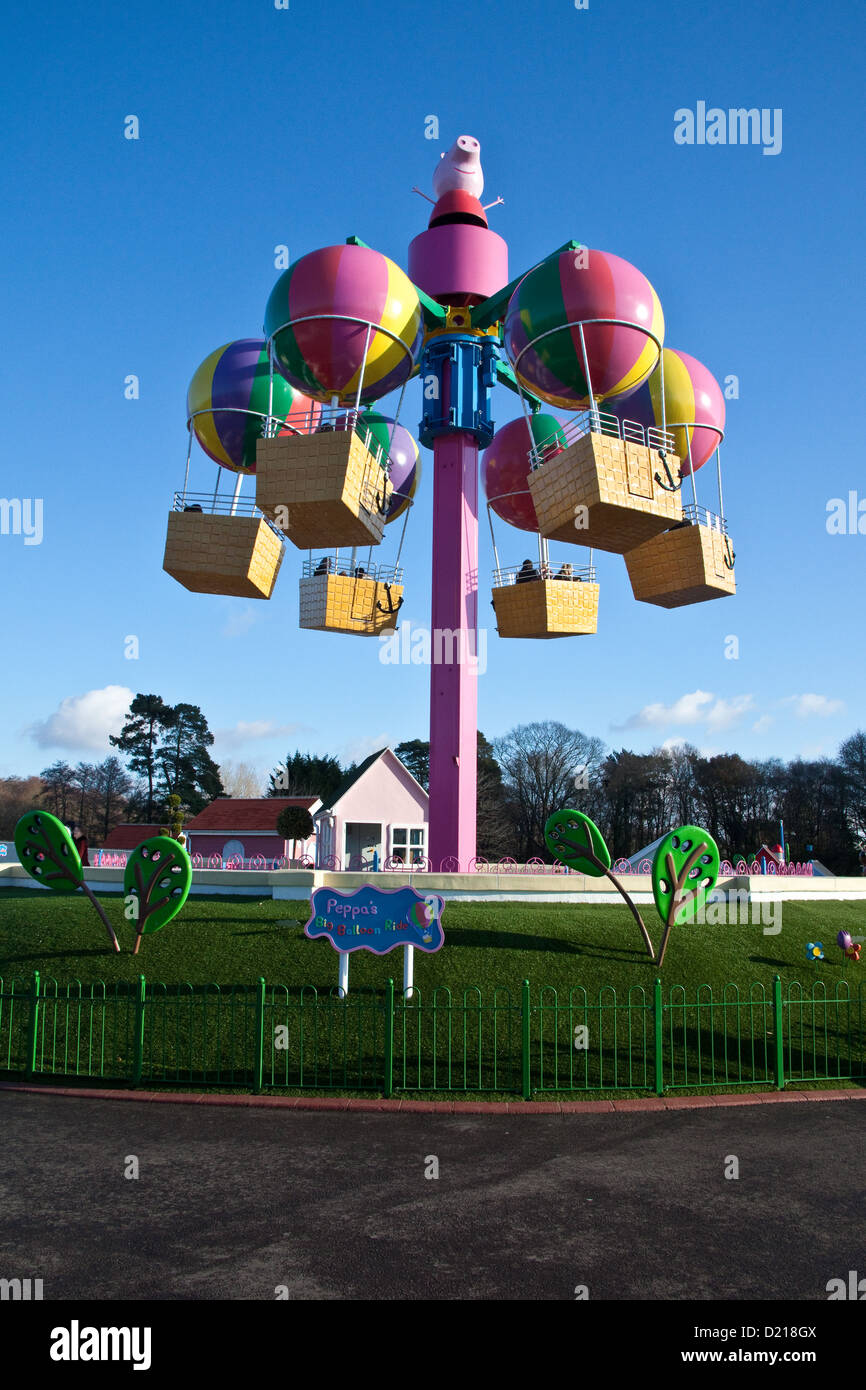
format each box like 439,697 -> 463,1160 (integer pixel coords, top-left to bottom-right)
263,244 -> 424,406
505,249 -> 664,409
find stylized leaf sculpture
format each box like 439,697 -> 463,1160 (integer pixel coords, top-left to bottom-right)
15,811 -> 82,893
652,825 -> 720,967
544,808 -> 610,877
124,836 -> 192,955
14,810 -> 120,951
543,809 -> 654,959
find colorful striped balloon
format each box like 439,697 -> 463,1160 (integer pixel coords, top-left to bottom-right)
504,249 -> 664,409
482,414 -> 567,533
264,245 -> 424,406
337,410 -> 421,523
606,348 -> 725,474
187,338 -> 320,473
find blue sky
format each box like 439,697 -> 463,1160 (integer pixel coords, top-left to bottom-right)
2,0 -> 864,784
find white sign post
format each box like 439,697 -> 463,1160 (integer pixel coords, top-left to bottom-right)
337,951 -> 349,998
403,943 -> 415,1000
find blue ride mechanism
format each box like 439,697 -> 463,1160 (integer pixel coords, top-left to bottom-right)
418,334 -> 498,448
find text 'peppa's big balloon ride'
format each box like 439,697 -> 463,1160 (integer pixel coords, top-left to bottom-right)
606,348 -> 725,475
187,338 -> 320,473
263,245 -> 424,406
504,249 -> 664,409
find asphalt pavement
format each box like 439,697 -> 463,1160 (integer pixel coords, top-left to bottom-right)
1,1092 -> 862,1302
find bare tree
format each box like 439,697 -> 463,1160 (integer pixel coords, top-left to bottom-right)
40,762 -> 76,822
219,759 -> 266,798
0,776 -> 44,838
494,721 -> 606,860
839,731 -> 866,839
92,756 -> 133,841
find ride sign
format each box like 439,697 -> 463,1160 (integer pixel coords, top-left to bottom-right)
304,885 -> 445,955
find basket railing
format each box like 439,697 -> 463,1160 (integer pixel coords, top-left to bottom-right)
493,561 -> 596,586
528,408 -> 678,469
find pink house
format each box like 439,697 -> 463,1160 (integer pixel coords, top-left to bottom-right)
315,748 -> 429,869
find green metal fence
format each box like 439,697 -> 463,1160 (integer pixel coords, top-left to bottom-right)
0,973 -> 863,1098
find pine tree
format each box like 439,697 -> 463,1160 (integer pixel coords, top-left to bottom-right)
109,695 -> 174,821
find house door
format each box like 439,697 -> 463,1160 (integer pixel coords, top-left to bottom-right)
344,822 -> 381,869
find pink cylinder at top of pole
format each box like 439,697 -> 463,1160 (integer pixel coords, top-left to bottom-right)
409,192 -> 508,307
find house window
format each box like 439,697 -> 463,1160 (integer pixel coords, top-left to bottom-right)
391,826 -> 426,865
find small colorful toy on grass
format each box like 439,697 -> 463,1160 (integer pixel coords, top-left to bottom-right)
123,837 -> 192,956
836,930 -> 862,962
14,811 -> 120,952
806,941 -> 824,962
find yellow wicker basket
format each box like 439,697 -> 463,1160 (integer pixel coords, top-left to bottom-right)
256,432 -> 392,550
492,577 -> 599,639
163,511 -> 284,599
624,523 -> 736,607
527,431 -> 683,554
299,573 -> 404,635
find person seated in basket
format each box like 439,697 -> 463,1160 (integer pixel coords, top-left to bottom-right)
313,556 -> 330,576
354,565 -> 366,578
516,559 -> 539,583
556,562 -> 574,581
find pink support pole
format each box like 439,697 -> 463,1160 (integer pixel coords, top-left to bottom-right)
428,429 -> 478,870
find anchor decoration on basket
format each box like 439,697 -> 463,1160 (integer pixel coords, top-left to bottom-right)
377,583 -> 404,617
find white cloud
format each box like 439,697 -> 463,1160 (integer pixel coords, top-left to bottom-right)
214,720 -> 303,750
28,686 -> 134,751
752,715 -> 774,734
222,606 -> 261,638
340,732 -> 393,766
705,695 -> 756,731
799,740 -> 832,759
616,690 -> 754,734
782,694 -> 844,719
616,690 -> 715,730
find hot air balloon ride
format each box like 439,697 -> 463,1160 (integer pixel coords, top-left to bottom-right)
255,244 -> 424,552
157,132 -> 741,871
504,249 -> 688,555
299,410 -> 421,635
605,348 -> 735,607
483,414 -> 599,638
163,338 -> 320,599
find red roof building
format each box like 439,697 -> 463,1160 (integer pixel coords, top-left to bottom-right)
101,824 -> 165,850
184,797 -> 321,863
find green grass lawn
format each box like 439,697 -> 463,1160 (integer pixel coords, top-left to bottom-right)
1,889 -> 863,1100
1,887 -> 864,995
